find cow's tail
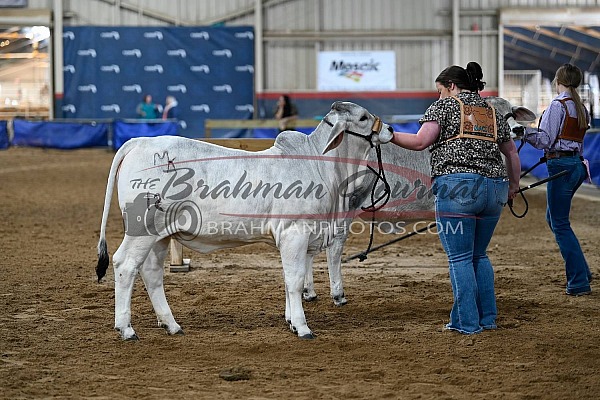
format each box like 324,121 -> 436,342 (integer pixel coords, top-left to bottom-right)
96,142 -> 133,282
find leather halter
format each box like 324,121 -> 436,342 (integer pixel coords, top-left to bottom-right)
322,114 -> 384,147
321,113 -> 391,261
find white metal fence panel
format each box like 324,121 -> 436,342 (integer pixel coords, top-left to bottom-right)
502,70 -> 542,116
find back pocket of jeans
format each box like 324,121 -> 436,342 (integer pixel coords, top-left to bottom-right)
437,176 -> 479,206
494,181 -> 509,206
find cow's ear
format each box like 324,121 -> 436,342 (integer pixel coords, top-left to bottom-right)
323,121 -> 346,154
512,106 -> 536,123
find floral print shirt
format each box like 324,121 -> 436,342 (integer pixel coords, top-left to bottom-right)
420,91 -> 511,178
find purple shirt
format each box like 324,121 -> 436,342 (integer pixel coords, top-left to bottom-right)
524,91 -> 588,154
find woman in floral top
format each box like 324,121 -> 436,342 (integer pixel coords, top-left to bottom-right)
391,62 -> 521,334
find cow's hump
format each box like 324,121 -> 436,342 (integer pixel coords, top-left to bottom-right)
274,130 -> 310,154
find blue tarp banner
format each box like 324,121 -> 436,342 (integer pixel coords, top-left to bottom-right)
252,127 -> 314,139
0,121 -> 8,149
113,121 -> 178,150
583,131 -> 600,186
12,119 -> 109,149
63,26 -> 254,138
517,130 -> 600,187
391,122 -> 421,134
514,140 -> 548,179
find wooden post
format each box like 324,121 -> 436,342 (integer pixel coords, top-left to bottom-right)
169,240 -> 190,272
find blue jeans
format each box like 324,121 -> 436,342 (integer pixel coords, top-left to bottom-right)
546,156 -> 592,295
433,173 -> 508,334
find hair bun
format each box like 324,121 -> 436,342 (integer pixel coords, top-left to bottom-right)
466,62 -> 483,80
466,61 -> 485,91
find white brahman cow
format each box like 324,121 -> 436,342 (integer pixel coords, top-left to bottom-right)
96,101 -> 393,340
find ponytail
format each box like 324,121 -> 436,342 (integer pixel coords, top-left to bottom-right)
568,89 -> 588,130
555,63 -> 588,130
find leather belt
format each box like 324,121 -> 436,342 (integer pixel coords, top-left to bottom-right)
545,151 -> 578,159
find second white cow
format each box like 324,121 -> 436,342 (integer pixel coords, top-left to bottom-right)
303,143 -> 434,305
485,96 -> 536,138
303,97 -> 535,306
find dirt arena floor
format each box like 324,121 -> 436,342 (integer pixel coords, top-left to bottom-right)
1,147 -> 599,399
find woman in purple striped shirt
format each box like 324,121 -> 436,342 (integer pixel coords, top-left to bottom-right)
523,63 -> 593,296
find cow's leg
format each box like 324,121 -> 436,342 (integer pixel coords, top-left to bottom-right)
279,235 -> 314,339
139,237 -> 183,336
326,231 -> 349,306
112,235 -> 156,340
302,255 -> 318,302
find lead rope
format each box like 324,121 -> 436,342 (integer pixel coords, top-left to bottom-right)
508,189 -> 529,218
357,144 -> 391,261
508,170 -> 569,217
508,113 -> 568,218
508,116 -> 541,218
322,115 -> 391,261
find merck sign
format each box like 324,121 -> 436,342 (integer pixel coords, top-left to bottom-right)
317,51 -> 396,91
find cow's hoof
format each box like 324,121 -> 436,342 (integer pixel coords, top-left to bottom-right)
161,323 -> 184,336
299,332 -> 316,340
303,289 -> 318,302
303,293 -> 318,302
124,333 -> 139,341
333,294 -> 348,307
116,326 -> 138,341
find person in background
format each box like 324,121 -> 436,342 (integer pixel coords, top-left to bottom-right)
274,94 -> 298,132
390,62 -> 520,334
522,63 -> 593,296
162,95 -> 179,120
136,94 -> 161,119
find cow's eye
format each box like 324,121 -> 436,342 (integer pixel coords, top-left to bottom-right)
359,115 -> 368,121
